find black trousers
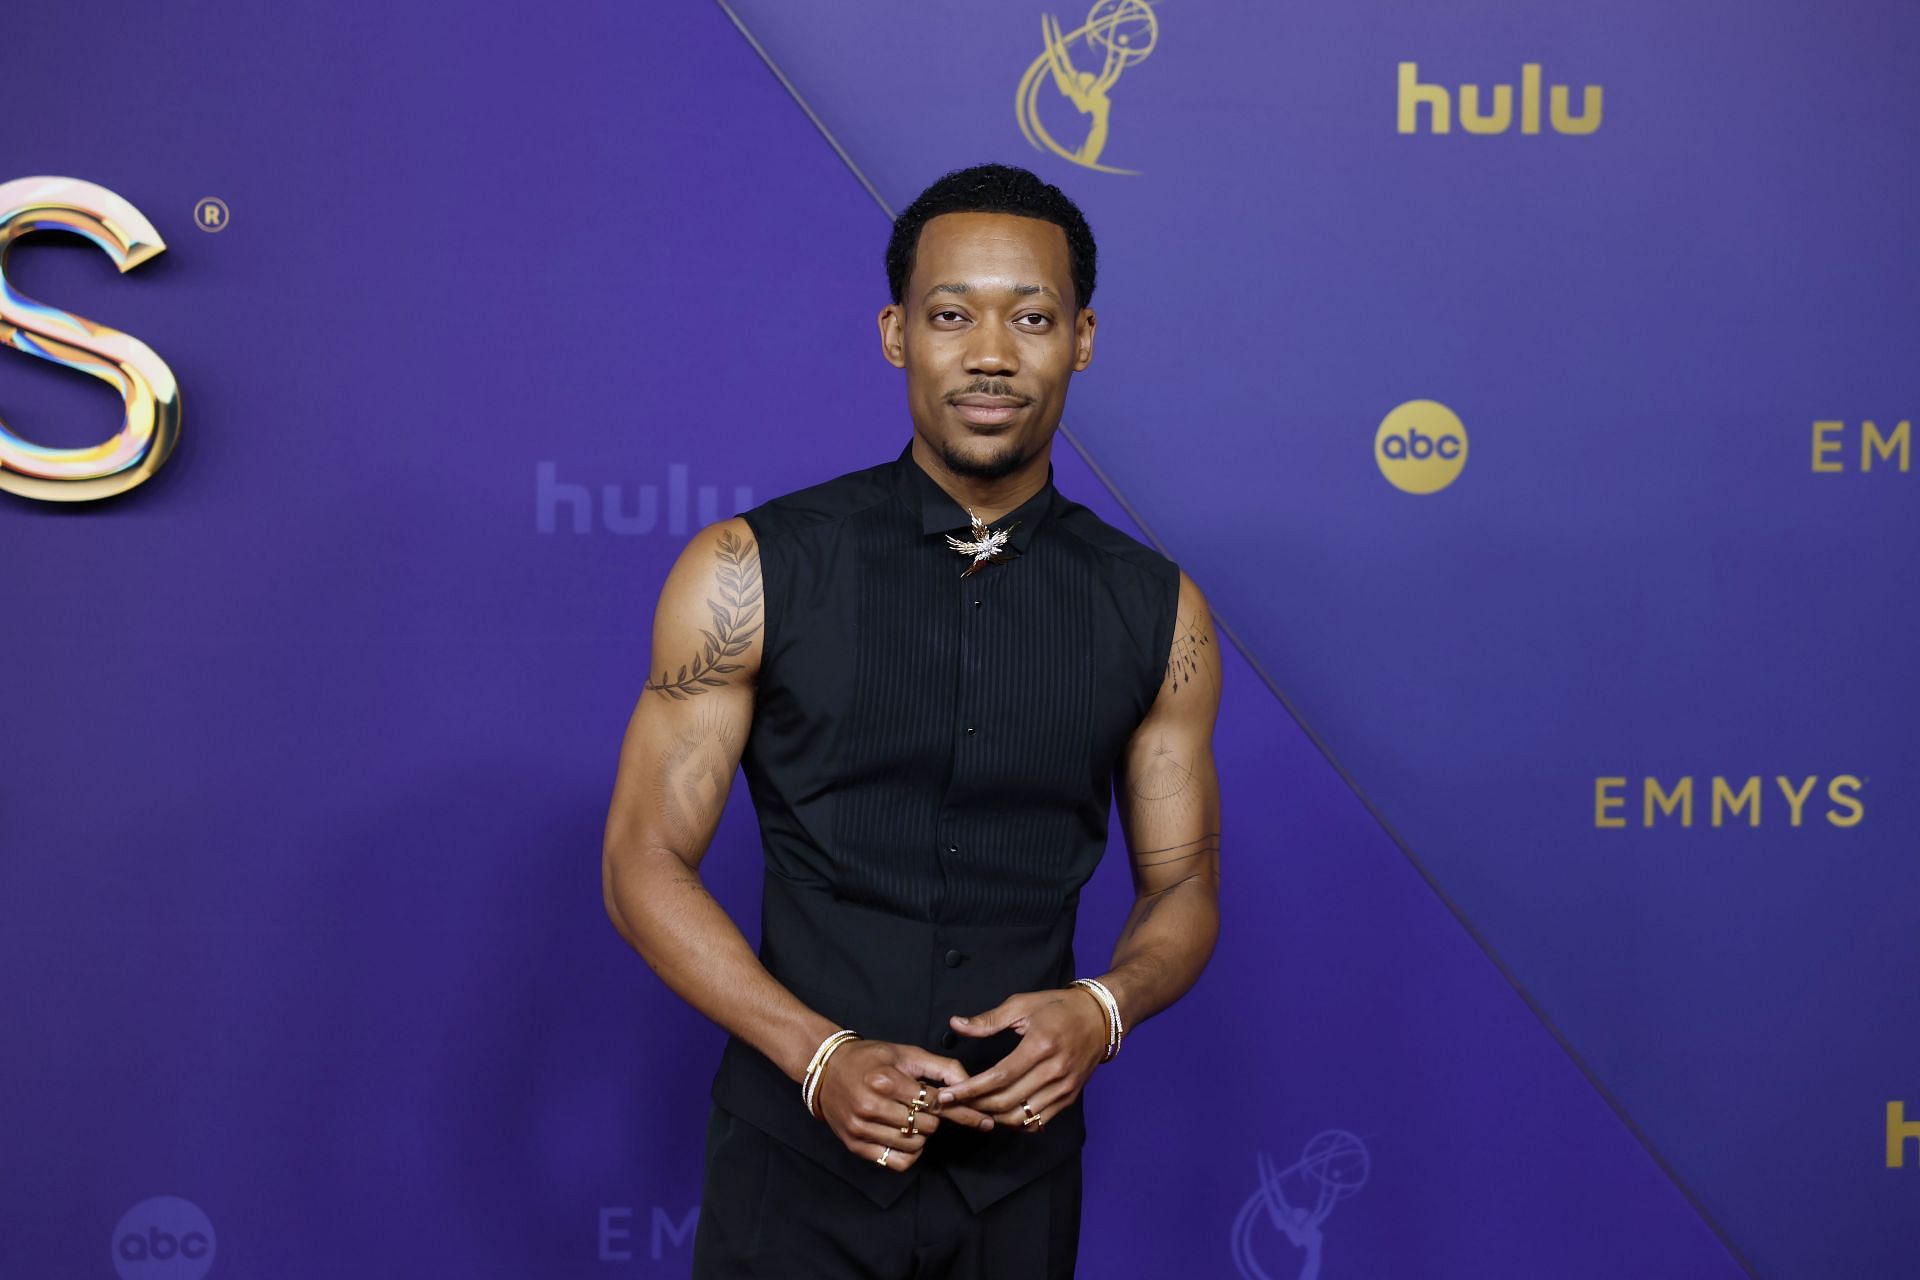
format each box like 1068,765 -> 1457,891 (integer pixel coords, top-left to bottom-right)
690,1104 -> 1083,1279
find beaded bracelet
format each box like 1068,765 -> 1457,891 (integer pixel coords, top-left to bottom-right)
801,1029 -> 861,1118
1070,977 -> 1125,1062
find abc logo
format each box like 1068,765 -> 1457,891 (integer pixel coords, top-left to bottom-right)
111,1196 -> 216,1280
1375,400 -> 1468,494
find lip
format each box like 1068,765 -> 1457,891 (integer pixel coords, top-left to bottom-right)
949,395 -> 1028,426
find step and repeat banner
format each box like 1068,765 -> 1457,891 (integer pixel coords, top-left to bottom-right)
4,2 -> 1914,1277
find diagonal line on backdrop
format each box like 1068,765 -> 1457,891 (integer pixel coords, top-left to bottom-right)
716,1 -> 894,219
712,3 -> 1757,1275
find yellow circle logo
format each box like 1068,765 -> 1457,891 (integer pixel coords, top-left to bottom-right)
1375,400 -> 1467,494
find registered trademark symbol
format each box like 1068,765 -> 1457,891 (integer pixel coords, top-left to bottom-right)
192,197 -> 230,232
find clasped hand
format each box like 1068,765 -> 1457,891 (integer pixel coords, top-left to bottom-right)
814,987 -> 1110,1172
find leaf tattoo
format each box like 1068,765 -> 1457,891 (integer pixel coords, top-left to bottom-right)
646,529 -> 762,699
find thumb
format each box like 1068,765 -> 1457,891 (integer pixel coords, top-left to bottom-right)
952,996 -> 1020,1037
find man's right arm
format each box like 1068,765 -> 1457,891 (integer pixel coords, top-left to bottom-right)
600,517 -> 838,1083
600,517 -> 992,1162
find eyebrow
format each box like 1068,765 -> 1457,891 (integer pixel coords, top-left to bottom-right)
924,281 -> 1062,303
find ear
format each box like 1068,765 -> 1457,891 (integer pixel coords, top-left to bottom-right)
1072,307 -> 1097,373
878,303 -> 907,369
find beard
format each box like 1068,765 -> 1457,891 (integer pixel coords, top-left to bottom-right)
938,433 -> 1030,482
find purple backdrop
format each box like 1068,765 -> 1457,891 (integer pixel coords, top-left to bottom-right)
4,2 -> 1915,1277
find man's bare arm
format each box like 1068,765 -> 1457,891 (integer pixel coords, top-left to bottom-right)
600,517 -> 837,1083
1100,569 -> 1223,1033
935,569 -> 1223,1124
602,519 -> 990,1163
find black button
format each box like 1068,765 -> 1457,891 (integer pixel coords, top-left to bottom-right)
941,1030 -> 958,1049
944,948 -> 965,967
972,598 -> 982,608
947,844 -> 958,854
965,726 -> 976,735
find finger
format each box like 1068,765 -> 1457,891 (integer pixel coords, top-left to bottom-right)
877,1064 -> 959,1119
882,1093 -> 939,1138
938,1041 -> 1045,1106
884,1079 -> 977,1134
885,1073 -> 940,1115
917,1093 -> 995,1130
973,1059 -> 1062,1118
950,995 -> 1025,1038
852,1137 -> 918,1173
856,1069 -> 920,1120
890,1069 -> 994,1130
847,1114 -> 929,1153
858,1066 -> 927,1130
935,1101 -> 997,1131
862,1066 -> 912,1104
997,1078 -> 1080,1130
890,1049 -> 970,1088
889,1081 -> 946,1135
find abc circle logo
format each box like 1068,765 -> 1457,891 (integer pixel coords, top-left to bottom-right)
112,1196 -> 216,1280
1375,399 -> 1468,494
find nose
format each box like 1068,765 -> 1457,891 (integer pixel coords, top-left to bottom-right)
963,322 -> 1020,378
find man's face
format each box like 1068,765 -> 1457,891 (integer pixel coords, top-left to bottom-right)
879,211 -> 1096,481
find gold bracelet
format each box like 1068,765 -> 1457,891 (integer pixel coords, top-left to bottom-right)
1086,979 -> 1122,1060
802,1029 -> 861,1118
1070,978 -> 1124,1062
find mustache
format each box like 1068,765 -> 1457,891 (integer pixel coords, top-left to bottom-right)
946,379 -> 1031,402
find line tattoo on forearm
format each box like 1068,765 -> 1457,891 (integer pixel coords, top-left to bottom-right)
1130,832 -> 1222,868
646,528 -> 761,699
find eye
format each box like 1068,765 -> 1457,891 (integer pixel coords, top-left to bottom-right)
1017,314 -> 1051,327
932,309 -> 965,323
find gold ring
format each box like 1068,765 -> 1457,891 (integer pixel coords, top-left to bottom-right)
900,1113 -> 920,1136
909,1085 -> 930,1113
1021,1101 -> 1042,1127
878,1146 -> 892,1167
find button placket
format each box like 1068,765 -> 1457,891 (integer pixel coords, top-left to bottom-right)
930,534 -> 1023,1049
931,550 -> 978,924
934,553 -> 983,949
960,570 -> 987,743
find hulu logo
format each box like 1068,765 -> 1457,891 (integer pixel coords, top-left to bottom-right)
535,461 -> 753,536
1398,62 -> 1602,135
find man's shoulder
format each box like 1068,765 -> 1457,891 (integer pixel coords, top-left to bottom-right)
737,454 -> 896,538
1049,493 -> 1180,584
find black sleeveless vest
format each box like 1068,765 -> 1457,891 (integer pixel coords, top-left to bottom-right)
715,437 -> 1180,1214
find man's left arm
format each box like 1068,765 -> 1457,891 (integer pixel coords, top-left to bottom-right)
936,570 -> 1223,1127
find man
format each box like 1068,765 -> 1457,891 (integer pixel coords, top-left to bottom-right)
602,162 -> 1222,1278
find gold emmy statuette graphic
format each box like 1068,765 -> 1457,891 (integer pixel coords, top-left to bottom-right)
0,175 -> 181,502
1016,0 -> 1159,174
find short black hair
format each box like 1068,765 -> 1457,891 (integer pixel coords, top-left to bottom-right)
885,163 -> 1097,312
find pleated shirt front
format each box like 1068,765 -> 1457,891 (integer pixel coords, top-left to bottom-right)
716,436 -> 1180,1212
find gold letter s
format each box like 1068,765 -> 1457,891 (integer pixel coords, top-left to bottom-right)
0,176 -> 181,502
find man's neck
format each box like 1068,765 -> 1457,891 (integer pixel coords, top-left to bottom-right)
910,434 -> 1051,524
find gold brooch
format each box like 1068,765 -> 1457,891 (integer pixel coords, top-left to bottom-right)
944,509 -> 1021,576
